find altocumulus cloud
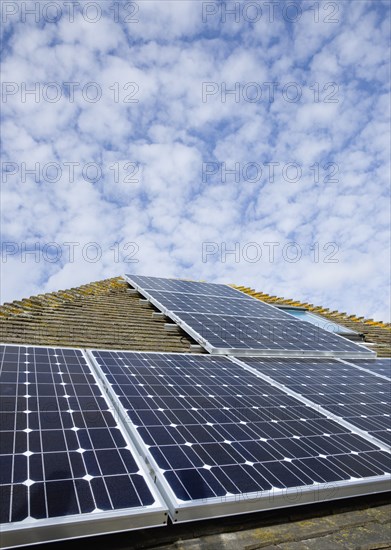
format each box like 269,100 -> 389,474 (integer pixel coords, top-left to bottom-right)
1,0 -> 390,321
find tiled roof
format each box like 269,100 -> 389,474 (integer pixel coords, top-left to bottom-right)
0,277 -> 198,352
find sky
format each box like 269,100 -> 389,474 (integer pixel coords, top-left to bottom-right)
1,0 -> 390,322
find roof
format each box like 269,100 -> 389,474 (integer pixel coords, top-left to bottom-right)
0,276 -> 390,356
0,277 -> 197,353
0,276 -> 390,549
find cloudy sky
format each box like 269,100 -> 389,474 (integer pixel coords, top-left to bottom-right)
1,0 -> 390,321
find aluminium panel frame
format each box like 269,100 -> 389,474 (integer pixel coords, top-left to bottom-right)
0,343 -> 168,550
86,348 -> 390,524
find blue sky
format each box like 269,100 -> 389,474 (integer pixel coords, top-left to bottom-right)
1,0 -> 390,321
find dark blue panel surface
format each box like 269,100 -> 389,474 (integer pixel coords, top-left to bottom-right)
145,291 -> 287,318
241,357 -> 391,446
349,358 -> 391,378
176,313 -> 372,356
91,351 -> 389,503
0,345 -> 157,527
126,274 -> 245,298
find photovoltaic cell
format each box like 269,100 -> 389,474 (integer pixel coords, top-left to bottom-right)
239,357 -> 391,447
89,350 -> 390,522
0,345 -> 166,548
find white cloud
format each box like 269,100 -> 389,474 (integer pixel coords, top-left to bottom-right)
1,0 -> 390,323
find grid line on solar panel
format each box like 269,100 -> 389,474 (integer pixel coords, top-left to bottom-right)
343,358 -> 391,379
125,274 -> 247,299
88,350 -> 390,520
0,344 -> 166,545
170,313 -> 374,357
238,357 -> 391,448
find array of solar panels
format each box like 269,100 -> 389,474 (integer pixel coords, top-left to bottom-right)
87,349 -> 390,526
1,276 -> 387,547
125,275 -> 374,358
2,344 -> 389,548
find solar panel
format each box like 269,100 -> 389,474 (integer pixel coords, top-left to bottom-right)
124,274 -> 375,359
346,358 -> 391,378
170,313 -> 375,358
0,344 -> 167,548
140,290 -> 287,318
88,350 -> 390,523
238,357 -> 391,447
125,274 -> 246,298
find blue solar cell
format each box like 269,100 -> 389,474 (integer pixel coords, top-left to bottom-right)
11,485 -> 28,522
41,430 -> 67,452
29,483 -> 47,519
